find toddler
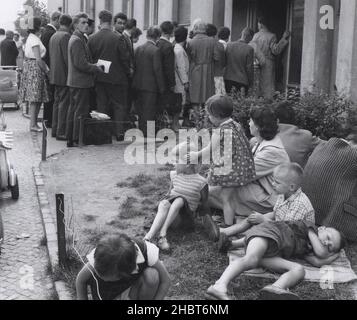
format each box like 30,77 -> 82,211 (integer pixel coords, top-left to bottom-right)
76,233 -> 171,300
206,220 -> 345,300
188,94 -> 255,227
144,142 -> 209,252
215,163 -> 316,251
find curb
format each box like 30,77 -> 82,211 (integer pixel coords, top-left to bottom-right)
31,132 -> 74,300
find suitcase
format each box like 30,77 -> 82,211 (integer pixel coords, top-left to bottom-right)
79,118 -> 113,146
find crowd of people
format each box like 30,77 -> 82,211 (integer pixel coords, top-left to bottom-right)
1,10 -> 291,146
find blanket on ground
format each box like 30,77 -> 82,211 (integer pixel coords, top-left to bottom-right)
228,249 -> 357,284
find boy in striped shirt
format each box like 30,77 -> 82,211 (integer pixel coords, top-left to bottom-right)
144,142 -> 209,252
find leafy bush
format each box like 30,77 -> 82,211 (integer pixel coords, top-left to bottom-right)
194,88 -> 356,140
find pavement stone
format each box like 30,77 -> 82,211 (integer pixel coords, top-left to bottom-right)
0,109 -> 55,300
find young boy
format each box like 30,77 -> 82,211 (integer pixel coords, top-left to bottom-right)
205,220 -> 345,300
205,163 -> 315,250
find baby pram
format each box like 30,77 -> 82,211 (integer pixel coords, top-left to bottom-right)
0,66 -> 20,110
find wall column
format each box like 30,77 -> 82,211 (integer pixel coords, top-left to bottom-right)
300,0 -> 336,94
225,0 -> 233,30
335,0 -> 357,102
158,0 -> 174,24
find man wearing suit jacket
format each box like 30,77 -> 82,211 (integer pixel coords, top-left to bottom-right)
66,13 -> 103,147
41,11 -> 61,128
276,102 -> 322,168
88,10 -> 131,141
157,21 -> 176,125
49,14 -> 72,140
224,27 -> 255,96
0,31 -> 18,66
133,27 -> 165,136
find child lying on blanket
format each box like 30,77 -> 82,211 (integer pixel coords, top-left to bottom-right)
204,163 -> 316,247
205,220 -> 346,300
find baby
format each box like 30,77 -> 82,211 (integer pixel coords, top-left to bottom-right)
206,220 -> 345,300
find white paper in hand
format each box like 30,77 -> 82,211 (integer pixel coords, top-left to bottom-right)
97,59 -> 112,74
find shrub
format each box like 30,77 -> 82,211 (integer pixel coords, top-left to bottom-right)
194,88 -> 356,140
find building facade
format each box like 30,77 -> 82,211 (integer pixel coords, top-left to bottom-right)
46,0 -> 357,102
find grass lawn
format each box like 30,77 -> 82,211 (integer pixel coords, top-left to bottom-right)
54,164 -> 357,300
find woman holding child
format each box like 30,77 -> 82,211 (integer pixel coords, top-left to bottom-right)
207,104 -> 290,228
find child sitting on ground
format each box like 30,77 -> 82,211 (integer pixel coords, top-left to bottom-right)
188,94 -> 255,228
76,233 -> 171,300
206,220 -> 345,300
204,163 -> 315,250
144,142 -> 209,252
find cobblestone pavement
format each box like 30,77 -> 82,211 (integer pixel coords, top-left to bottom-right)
0,108 -> 56,300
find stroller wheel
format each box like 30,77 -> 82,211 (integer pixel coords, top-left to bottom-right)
10,177 -> 19,200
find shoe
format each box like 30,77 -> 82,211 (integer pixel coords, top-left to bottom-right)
205,286 -> 231,301
218,233 -> 233,253
259,285 -> 301,300
203,214 -> 220,242
158,236 -> 170,252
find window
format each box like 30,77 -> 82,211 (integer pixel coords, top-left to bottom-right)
105,0 -> 113,12
123,0 -> 134,18
144,0 -> 159,29
174,0 -> 191,25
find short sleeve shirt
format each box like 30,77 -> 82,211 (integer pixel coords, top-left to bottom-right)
274,188 -> 315,224
24,33 -> 46,59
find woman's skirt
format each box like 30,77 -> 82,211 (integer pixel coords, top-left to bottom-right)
18,59 -> 49,104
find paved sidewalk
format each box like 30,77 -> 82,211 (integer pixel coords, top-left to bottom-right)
0,109 -> 56,300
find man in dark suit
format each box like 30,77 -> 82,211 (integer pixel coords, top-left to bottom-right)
157,21 -> 176,127
41,11 -> 61,128
88,10 -> 131,141
133,27 -> 165,137
49,14 -> 72,140
224,27 -> 255,96
66,13 -> 104,147
0,31 -> 18,66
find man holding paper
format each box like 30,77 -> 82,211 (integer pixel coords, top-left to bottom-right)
88,10 -> 131,141
66,13 -> 104,147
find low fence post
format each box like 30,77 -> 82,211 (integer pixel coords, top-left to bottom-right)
56,193 -> 67,266
42,120 -> 48,162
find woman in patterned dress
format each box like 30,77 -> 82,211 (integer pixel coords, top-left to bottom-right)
18,17 -> 49,132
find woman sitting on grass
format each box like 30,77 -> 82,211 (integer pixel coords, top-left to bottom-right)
206,220 -> 345,300
76,233 -> 171,300
144,142 -> 209,252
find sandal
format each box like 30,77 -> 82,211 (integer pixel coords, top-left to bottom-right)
205,286 -> 232,301
259,285 -> 300,300
158,236 -> 171,252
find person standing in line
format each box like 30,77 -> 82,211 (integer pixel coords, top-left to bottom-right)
132,27 -> 165,137
88,10 -> 131,141
187,20 -> 219,123
249,17 -> 290,99
66,13 -> 104,147
157,21 -> 177,130
214,27 -> 230,95
14,32 -> 24,69
49,14 -> 72,141
0,29 -> 6,65
173,26 -> 189,131
224,27 -> 255,96
41,11 -> 61,128
0,31 -> 19,66
18,17 -> 50,132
